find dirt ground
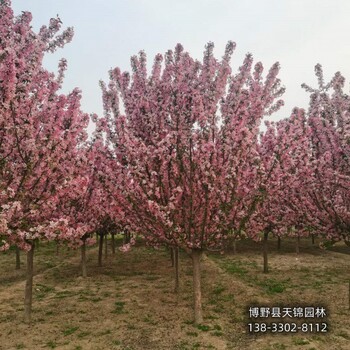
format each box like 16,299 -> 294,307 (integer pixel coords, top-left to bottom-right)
0,237 -> 349,350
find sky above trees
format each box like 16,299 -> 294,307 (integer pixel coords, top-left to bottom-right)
11,0 -> 350,127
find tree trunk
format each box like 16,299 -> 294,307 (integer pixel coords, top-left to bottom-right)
233,239 -> 237,255
296,235 -> 300,254
123,230 -> 130,245
98,234 -> 103,267
56,241 -> 59,256
81,241 -> 87,278
263,231 -> 269,273
311,234 -> 315,245
277,236 -> 281,251
24,242 -> 35,324
15,246 -> 21,270
170,247 -> 174,267
111,233 -> 116,255
174,247 -> 179,293
104,233 -> 108,259
191,249 -> 203,325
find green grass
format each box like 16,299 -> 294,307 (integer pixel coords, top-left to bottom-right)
62,326 -> 79,336
46,341 -> 57,349
34,283 -> 55,300
220,260 -> 249,276
112,301 -> 125,314
292,337 -> 310,345
196,324 -> 210,332
257,278 -> 289,294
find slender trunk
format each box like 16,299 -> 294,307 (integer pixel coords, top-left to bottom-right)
98,234 -> 103,267
311,234 -> 315,245
24,242 -> 35,324
170,247 -> 174,267
263,231 -> 269,273
191,249 -> 203,325
15,246 -> 21,270
123,230 -> 130,245
56,241 -> 59,256
296,235 -> 300,254
277,236 -> 281,251
233,239 -> 237,255
111,233 -> 116,255
81,241 -> 87,278
174,247 -> 179,293
104,233 -> 108,259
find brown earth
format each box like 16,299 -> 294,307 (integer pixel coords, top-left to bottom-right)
0,237 -> 349,350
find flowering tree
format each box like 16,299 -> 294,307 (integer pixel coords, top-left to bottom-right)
101,42 -> 284,323
0,1 -> 89,322
252,108 -> 313,271
302,65 -> 350,242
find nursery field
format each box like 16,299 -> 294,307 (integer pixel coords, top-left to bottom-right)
0,238 -> 350,350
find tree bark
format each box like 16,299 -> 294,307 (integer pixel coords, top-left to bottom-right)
15,246 -> 20,270
174,247 -> 179,293
104,233 -> 108,259
123,230 -> 130,245
296,235 -> 300,254
24,242 -> 35,324
56,241 -> 59,256
191,249 -> 203,325
233,239 -> 237,254
277,236 -> 281,251
170,247 -> 174,267
311,234 -> 315,245
111,233 -> 116,255
81,241 -> 87,278
98,234 -> 103,267
263,231 -> 269,273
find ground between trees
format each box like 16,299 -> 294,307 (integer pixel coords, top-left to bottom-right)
0,237 -> 349,350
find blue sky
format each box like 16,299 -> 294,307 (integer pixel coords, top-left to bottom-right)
11,0 -> 350,125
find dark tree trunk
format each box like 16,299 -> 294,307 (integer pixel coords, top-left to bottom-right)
233,239 -> 237,255
263,231 -> 269,273
81,241 -> 87,278
174,247 -> 179,293
15,246 -> 20,270
277,236 -> 281,250
111,233 -> 116,255
123,230 -> 130,245
104,233 -> 108,259
98,234 -> 103,267
296,235 -> 300,254
24,242 -> 35,323
170,247 -> 174,267
191,249 -> 203,325
311,234 -> 315,245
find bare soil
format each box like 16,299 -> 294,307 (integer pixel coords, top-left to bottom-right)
0,237 -> 349,350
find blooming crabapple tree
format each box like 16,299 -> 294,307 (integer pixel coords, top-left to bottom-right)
0,1 -> 89,322
251,108 -> 313,271
101,42 -> 284,324
302,65 -> 350,243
